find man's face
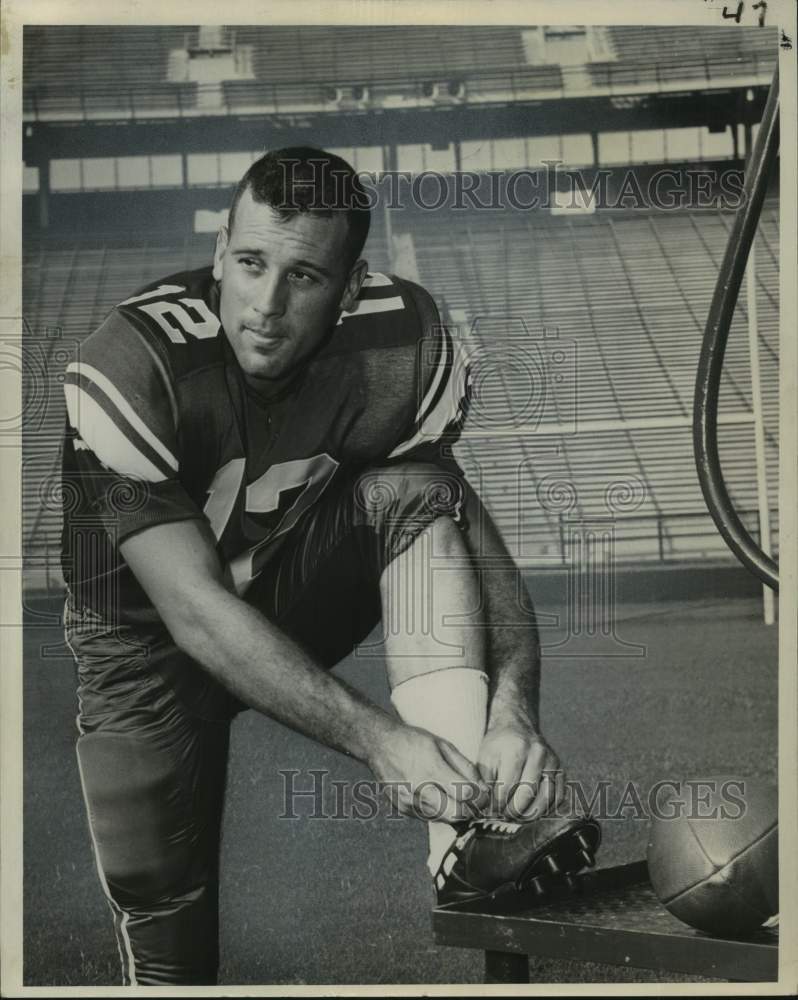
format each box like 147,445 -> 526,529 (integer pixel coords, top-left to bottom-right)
213,187 -> 366,385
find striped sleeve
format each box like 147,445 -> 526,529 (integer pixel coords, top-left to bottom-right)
63,310 -> 178,481
62,310 -> 201,543
388,323 -> 471,459
64,359 -> 178,482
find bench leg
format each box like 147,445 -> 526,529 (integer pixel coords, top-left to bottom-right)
485,949 -> 529,983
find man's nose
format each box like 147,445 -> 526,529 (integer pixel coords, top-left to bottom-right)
252,271 -> 287,317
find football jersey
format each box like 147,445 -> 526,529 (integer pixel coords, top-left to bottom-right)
61,266 -> 469,627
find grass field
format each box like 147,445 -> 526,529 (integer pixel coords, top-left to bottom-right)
22,585 -> 778,986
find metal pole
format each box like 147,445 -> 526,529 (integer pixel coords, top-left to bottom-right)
745,237 -> 775,624
693,67 -> 779,590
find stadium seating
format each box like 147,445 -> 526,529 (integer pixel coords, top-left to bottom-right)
22,200 -> 779,582
405,198 -> 779,563
590,26 -> 776,88
23,26 -> 196,118
23,25 -> 775,120
23,25 -> 547,119
231,26 -> 527,82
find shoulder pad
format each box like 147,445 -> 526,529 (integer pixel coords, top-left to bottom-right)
320,272 -> 440,357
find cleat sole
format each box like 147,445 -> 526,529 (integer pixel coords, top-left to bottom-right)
520,820 -> 601,893
544,855 -> 561,875
529,876 -> 547,896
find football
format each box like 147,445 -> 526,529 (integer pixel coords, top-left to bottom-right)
647,778 -> 778,937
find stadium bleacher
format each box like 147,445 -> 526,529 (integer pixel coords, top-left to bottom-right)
232,26 -> 528,81
22,200 -> 779,583
404,197 -> 778,562
23,24 -> 775,121
23,26 -> 195,118
22,25 -> 554,118
591,25 -> 776,87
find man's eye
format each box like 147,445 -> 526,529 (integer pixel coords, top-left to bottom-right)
289,271 -> 315,284
239,257 -> 261,270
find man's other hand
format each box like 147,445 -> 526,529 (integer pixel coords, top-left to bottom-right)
477,714 -> 565,821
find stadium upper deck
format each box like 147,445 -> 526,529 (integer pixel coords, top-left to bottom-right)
23,25 -> 775,122
594,25 -> 776,86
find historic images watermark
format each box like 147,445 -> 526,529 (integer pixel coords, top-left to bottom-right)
278,770 -> 749,823
277,158 -> 746,214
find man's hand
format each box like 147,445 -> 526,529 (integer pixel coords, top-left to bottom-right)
477,710 -> 565,821
367,722 -> 492,823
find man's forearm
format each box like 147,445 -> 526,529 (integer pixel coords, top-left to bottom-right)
482,564 -> 542,731
459,488 -> 542,730
177,582 -> 397,764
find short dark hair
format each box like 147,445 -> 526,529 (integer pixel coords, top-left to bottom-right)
227,146 -> 371,266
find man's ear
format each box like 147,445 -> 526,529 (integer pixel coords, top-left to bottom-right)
212,225 -> 229,282
339,259 -> 368,314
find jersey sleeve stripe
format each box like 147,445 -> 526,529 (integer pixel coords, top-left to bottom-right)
388,327 -> 451,457
415,326 -> 452,429
336,296 -> 405,325
388,331 -> 470,459
388,374 -> 466,458
63,383 -> 172,483
65,361 -> 178,472
362,272 -> 394,287
64,371 -> 177,480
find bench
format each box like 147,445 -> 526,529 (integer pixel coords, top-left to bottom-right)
432,860 -> 778,983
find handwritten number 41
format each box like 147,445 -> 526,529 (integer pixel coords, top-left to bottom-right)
720,2 -> 767,26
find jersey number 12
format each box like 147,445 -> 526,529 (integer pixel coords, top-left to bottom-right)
203,454 -> 340,593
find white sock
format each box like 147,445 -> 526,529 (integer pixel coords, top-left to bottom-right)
389,667 -> 488,875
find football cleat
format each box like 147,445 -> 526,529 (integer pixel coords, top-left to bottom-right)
434,814 -> 601,906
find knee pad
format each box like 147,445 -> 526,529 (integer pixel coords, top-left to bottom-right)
76,733 -> 201,906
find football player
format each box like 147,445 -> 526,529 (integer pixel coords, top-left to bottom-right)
61,147 -> 599,985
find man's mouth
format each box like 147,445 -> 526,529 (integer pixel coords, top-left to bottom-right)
244,326 -> 283,344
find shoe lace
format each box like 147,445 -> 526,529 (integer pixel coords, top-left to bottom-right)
472,817 -> 523,835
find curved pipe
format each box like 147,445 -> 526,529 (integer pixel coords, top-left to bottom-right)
693,68 -> 780,591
